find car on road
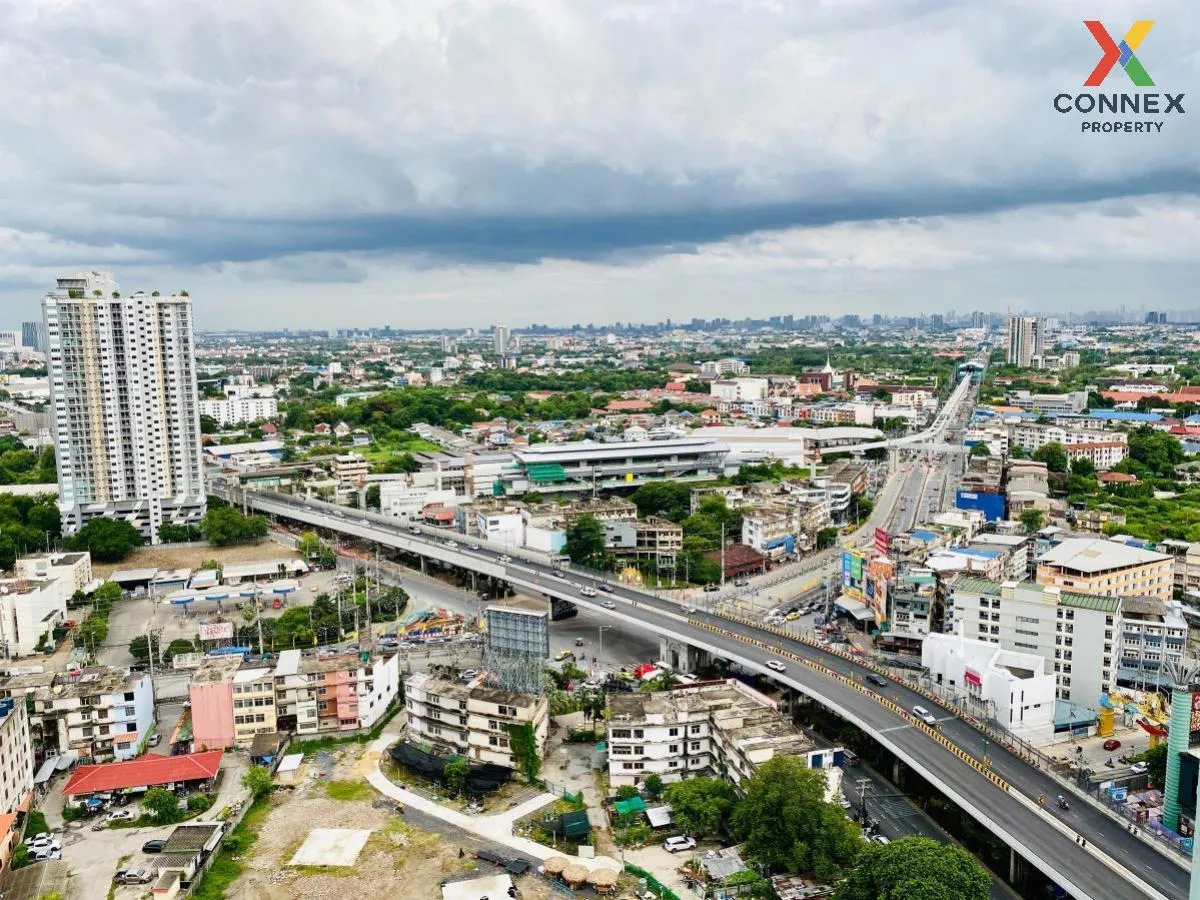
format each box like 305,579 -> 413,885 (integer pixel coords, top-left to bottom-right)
142,839 -> 167,854
602,600 -> 616,610
765,660 -> 786,673
663,835 -> 697,853
733,578 -> 750,587
684,606 -> 697,615
552,570 -> 568,579
1103,738 -> 1121,751
870,834 -> 891,845
579,586 -> 597,597
912,705 -> 938,726
147,733 -> 161,747
1131,761 -> 1148,775
459,669 -> 479,682
466,544 -> 482,551
409,526 -> 422,535
596,583 -> 615,593
703,583 -> 720,592
498,554 -> 512,563
785,611 -> 801,621
866,674 -> 888,688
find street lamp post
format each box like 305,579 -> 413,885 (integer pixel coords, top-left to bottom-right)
597,625 -> 611,678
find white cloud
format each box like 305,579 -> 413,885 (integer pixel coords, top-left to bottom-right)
0,0 -> 1195,324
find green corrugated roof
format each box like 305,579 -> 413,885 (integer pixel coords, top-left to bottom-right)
950,576 -> 1120,613
525,462 -> 567,483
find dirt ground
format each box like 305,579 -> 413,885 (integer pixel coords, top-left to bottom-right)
230,746 -> 558,900
93,541 -> 301,578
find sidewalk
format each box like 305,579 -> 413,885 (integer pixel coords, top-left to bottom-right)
362,731 -> 624,873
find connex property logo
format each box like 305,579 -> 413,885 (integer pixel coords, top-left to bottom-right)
1053,20 -> 1185,134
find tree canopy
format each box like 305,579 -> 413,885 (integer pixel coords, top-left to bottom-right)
67,517 -> 143,562
564,514 -> 612,569
662,776 -> 738,837
834,837 -> 989,900
203,506 -> 268,546
730,756 -> 861,881
1031,441 -> 1067,473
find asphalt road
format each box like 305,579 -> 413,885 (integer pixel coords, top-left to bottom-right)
225,488 -> 1185,900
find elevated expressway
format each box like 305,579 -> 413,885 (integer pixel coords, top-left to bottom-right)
221,485 -> 1184,900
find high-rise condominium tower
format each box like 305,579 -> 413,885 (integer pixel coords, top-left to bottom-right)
42,272 -> 205,542
1006,316 -> 1043,367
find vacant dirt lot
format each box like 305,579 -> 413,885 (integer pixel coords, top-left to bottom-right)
93,541 -> 301,578
230,746 -> 558,900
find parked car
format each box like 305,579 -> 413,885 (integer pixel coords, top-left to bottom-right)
107,809 -> 136,822
142,839 -> 167,854
33,847 -> 62,862
1103,738 -> 1121,751
912,705 -> 938,726
703,583 -> 720,592
663,835 -> 697,853
24,832 -> 52,846
1131,761 -> 1148,775
733,578 -> 750,587
147,734 -> 161,747
554,650 -> 575,662
119,868 -> 153,884
766,660 -> 786,673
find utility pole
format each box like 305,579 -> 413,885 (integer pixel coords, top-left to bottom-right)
856,778 -> 871,826
719,522 -> 726,587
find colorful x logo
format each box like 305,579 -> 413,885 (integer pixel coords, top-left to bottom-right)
1084,20 -> 1155,87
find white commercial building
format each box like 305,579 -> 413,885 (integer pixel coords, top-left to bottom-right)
15,551 -> 93,595
946,578 -> 1118,710
922,627 -> 1056,745
710,377 -> 769,403
0,699 -> 33,813
198,396 -> 279,426
43,272 -> 205,542
404,673 -> 549,771
606,680 -> 839,790
0,578 -> 68,657
378,477 -> 461,520
1007,316 -> 1044,367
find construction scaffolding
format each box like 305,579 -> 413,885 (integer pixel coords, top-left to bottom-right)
483,606 -> 548,695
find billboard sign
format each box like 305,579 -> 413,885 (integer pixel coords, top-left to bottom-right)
874,528 -> 889,557
199,622 -> 234,641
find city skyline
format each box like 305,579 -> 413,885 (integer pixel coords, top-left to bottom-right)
0,2 -> 1196,328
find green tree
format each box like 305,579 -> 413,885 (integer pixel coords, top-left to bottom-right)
643,773 -> 664,801
730,756 -> 861,881
365,484 -> 380,510
564,514 -> 611,569
298,531 -> 323,558
203,506 -> 268,546
504,722 -> 542,784
142,787 -> 184,825
1128,427 -> 1185,477
1070,457 -> 1096,478
66,517 -> 143,562
129,634 -> 161,665
835,837 -> 989,900
629,481 -> 692,522
817,527 -> 840,550
443,756 -> 469,796
615,785 -> 640,801
242,764 -> 274,800
1019,509 -> 1045,534
969,443 -> 990,457
1031,441 -> 1068,473
663,776 -> 738,838
1131,743 -> 1167,786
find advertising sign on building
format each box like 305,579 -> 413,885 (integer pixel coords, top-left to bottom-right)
1190,692 -> 1200,732
874,527 -> 889,557
199,622 -> 235,641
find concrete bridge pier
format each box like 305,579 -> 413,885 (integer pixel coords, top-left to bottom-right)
658,638 -> 708,674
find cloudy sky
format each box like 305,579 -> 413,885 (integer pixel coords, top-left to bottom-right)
2,0 -> 1197,330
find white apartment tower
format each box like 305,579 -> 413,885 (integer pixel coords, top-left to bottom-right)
493,325 -> 510,356
42,272 -> 206,543
1006,316 -> 1044,368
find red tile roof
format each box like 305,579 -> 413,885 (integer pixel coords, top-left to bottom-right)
63,750 -> 223,796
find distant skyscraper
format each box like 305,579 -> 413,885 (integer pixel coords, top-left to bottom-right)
440,335 -> 457,354
43,272 -> 206,542
493,325 -> 510,356
21,321 -> 44,351
1006,316 -> 1043,367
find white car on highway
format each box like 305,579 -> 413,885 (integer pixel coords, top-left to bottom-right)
912,705 -> 938,725
579,586 -> 597,597
765,660 -> 786,673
